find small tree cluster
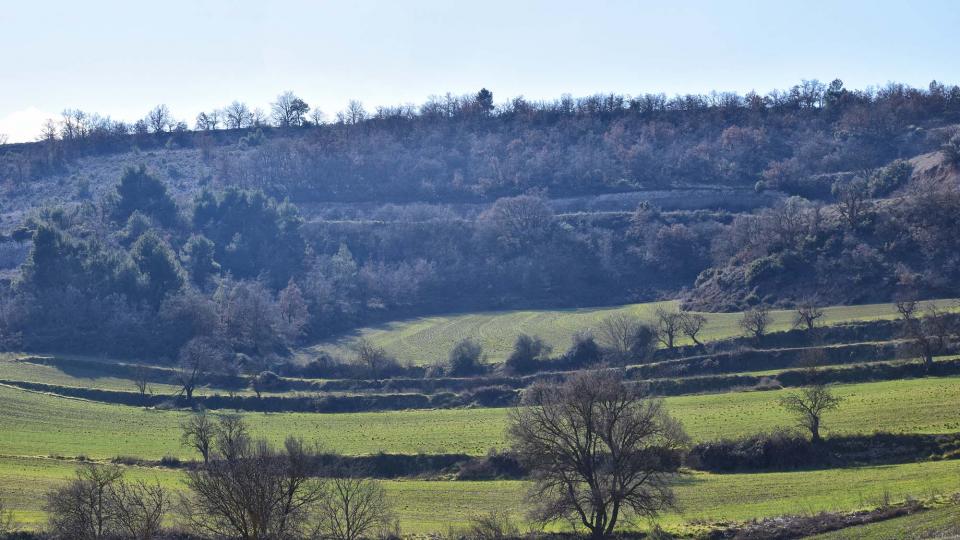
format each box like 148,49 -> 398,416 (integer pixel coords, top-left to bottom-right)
45,464 -> 168,540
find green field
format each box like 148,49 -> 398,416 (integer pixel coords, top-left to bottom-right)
809,503 -> 960,539
301,299 -> 955,365
2,375 -> 959,461
4,456 -> 959,534
5,298 -> 960,536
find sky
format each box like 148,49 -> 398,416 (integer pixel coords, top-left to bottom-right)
2,0 -> 959,142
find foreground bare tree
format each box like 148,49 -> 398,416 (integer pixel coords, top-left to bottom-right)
181,417 -> 324,540
45,464 -> 167,540
46,464 -> 125,539
508,370 -> 688,538
778,384 -> 842,443
314,475 -> 394,540
110,479 -> 168,540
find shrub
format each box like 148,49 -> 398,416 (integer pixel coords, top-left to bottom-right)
503,334 -> 550,374
447,338 -> 485,376
688,430 -> 820,472
564,331 -> 602,368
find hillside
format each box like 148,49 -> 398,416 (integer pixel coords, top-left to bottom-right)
1,80 -> 960,362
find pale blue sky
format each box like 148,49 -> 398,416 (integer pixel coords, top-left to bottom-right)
2,0 -> 959,142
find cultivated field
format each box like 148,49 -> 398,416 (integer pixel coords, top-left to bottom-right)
3,456 -> 959,534
2,374 -> 960,461
3,298 -> 960,535
301,299 -> 955,365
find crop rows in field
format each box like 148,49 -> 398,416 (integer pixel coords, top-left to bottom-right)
301,299 -> 955,365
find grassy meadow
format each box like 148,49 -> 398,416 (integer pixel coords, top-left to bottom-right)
3,456 -> 959,534
2,375 -> 959,461
3,298 -> 960,535
300,299 -> 956,365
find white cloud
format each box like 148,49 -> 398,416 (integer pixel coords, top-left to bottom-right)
0,107 -> 58,144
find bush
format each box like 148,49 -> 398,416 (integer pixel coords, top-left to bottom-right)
564,331 -> 602,368
456,450 -> 526,480
447,338 -> 485,376
688,430 -> 820,472
503,334 -> 550,374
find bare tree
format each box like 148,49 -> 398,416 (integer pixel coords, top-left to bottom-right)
739,306 -> 772,340
352,338 -> 396,378
250,107 -> 267,127
182,425 -> 324,540
309,108 -> 326,126
176,337 -> 223,400
278,279 -> 309,341
272,91 -> 310,127
679,312 -> 707,346
45,464 -> 126,539
457,510 -> 519,540
223,101 -> 252,129
132,365 -> 151,403
897,300 -> 955,370
146,105 -> 171,134
778,384 -> 842,442
0,133 -> 9,146
508,370 -> 688,538
314,475 -> 395,540
110,479 -> 168,540
654,307 -> 683,350
793,301 -> 825,331
832,177 -> 871,228
180,410 -> 216,464
337,100 -> 367,125
597,314 -> 657,364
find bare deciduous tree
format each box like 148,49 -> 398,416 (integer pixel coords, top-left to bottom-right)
146,105 -> 171,134
110,479 -> 168,540
352,338 -> 396,378
896,300 -> 955,370
778,384 -> 842,442
739,306 -> 771,340
337,100 -> 367,125
598,314 -> 657,364
271,91 -> 310,127
180,410 -> 216,464
182,417 -> 323,540
176,337 -> 223,400
832,177 -> 871,228
132,365 -> 150,403
654,307 -> 682,350
223,101 -> 252,129
679,312 -> 707,346
314,475 -> 395,540
45,464 -> 125,540
793,301 -> 825,331
508,370 -> 688,538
